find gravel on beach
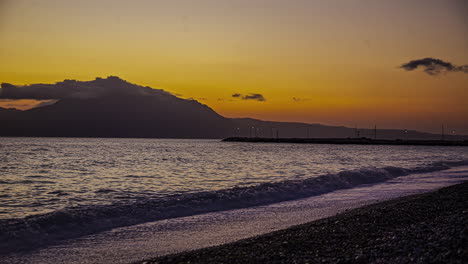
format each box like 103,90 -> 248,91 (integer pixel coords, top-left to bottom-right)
139,182 -> 468,264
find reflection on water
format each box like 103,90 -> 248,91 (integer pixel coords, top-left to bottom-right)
1,137 -> 467,219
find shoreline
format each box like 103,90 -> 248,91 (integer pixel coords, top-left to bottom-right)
223,137 -> 468,146
139,181 -> 468,264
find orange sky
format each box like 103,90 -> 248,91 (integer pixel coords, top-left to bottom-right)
1,0 -> 467,134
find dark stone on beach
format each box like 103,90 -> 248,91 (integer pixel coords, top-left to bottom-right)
139,182 -> 468,264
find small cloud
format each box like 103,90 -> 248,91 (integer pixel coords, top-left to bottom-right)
292,97 -> 311,102
400,58 -> 468,76
198,97 -> 207,101
232,93 -> 266,102
243,93 -> 265,101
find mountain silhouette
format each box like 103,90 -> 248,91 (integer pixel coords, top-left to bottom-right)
0,77 -> 232,138
0,76 -> 464,140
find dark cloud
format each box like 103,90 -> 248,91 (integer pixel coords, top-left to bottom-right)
232,93 -> 266,102
242,94 -> 265,101
0,76 -> 173,100
400,58 -> 468,76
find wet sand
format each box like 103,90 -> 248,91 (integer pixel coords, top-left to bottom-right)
140,181 -> 468,264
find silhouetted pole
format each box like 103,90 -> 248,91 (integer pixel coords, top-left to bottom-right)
374,125 -> 377,140
441,125 -> 445,141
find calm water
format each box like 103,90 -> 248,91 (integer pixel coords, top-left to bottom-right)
1,137 -> 468,220
1,137 -> 468,255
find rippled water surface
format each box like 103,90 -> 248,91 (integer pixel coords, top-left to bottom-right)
1,137 -> 468,219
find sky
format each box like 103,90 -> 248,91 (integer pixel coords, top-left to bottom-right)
1,0 -> 467,134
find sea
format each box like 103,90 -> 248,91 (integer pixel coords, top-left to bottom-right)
1,137 -> 468,263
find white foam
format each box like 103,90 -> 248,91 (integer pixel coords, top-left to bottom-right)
3,166 -> 468,264
2,160 -> 467,254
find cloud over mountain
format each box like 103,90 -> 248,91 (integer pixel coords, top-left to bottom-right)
0,76 -> 173,100
400,58 -> 468,76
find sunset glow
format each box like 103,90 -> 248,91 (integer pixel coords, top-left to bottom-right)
1,0 -> 467,133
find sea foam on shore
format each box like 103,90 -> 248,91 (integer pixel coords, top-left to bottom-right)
3,166 -> 468,264
2,160 -> 466,254
142,181 -> 468,264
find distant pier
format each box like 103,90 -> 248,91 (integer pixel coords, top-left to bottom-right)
222,137 -> 468,146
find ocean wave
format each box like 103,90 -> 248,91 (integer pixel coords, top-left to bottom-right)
1,159 -> 467,254
0,179 -> 54,185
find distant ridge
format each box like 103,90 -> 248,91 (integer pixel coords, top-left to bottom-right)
0,76 -> 466,140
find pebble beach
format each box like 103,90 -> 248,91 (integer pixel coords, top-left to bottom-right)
140,181 -> 468,264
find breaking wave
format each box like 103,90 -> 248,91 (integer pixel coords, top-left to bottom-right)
1,160 -> 467,254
